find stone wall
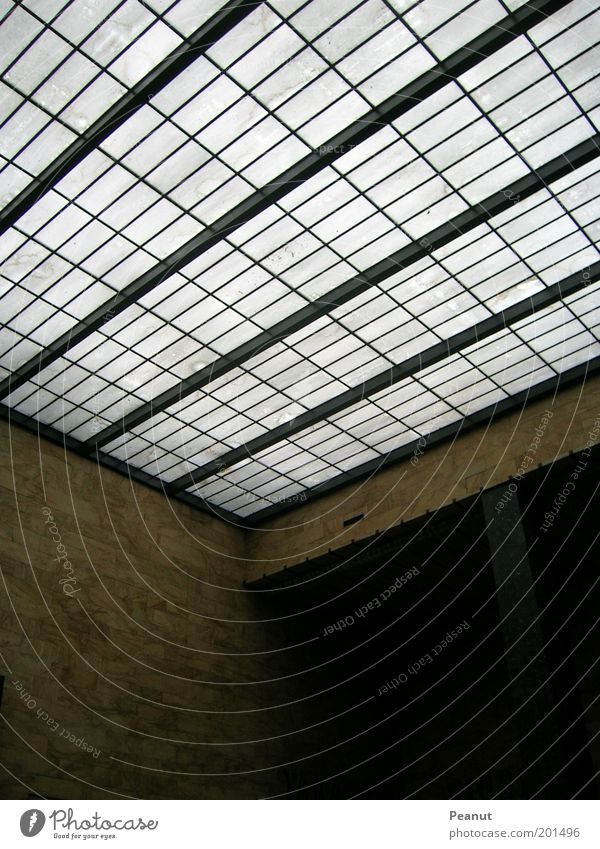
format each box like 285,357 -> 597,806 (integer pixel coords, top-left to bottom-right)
0,421 -> 304,799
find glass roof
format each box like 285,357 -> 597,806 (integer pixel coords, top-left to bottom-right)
1,0 -> 599,522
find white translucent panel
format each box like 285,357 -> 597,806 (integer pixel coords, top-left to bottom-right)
574,78 -> 600,117
62,74 -> 127,133
148,140 -> 210,196
511,215 -> 577,259
58,220 -> 113,268
122,198 -> 180,244
425,0 -> 505,60
352,42 -> 435,104
491,74 -> 565,134
161,0 -> 228,37
0,102 -> 48,160
0,82 -> 22,127
254,47 -> 328,111
151,58 -> 217,117
173,73 -> 241,136
536,9 -> 600,65
531,233 -> 596,277
52,0 -> 121,42
260,230 -> 324,275
290,0 -> 358,37
228,116 -> 291,172
13,386 -> 62,419
313,194 -> 379,243
413,96 -> 484,153
0,290 -> 34,330
168,158 -> 228,210
82,0 -> 154,65
300,89 -> 369,148
35,51 -> 98,115
276,68 -> 350,128
479,272 -> 543,311
0,162 -> 31,211
193,174 -> 255,225
439,229 -> 503,275
292,178 -> 356,228
123,121 -> 188,177
0,6 -> 42,72
34,204 -> 91,248
403,192 -> 468,239
83,236 -> 135,279
523,118 -> 594,171
102,109 -> 160,165
0,227 -> 27,264
101,181 -> 162,231
197,96 -> 268,155
314,0 -> 395,64
29,309 -> 78,344
110,21 -> 181,87
461,156 -> 528,206
0,239 -> 51,283
101,249 -> 155,291
244,133 -> 311,187
471,52 -> 548,113
503,364 -> 556,394
208,4 -> 282,68
550,342 -> 600,373
509,98 -> 583,152
230,22 -> 306,90
366,156 -> 435,209
11,191 -> 66,235
5,28 -> 71,93
558,48 -> 599,91
0,336 -> 42,370
55,149 -> 113,201
447,133 -> 520,190
338,21 -> 416,85
403,0 -> 469,34
495,196 -> 562,242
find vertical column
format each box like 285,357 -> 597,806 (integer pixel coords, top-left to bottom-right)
481,485 -> 568,797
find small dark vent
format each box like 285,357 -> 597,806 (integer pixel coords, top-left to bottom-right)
343,513 -> 364,527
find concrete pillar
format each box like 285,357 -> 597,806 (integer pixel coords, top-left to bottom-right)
482,485 -> 568,796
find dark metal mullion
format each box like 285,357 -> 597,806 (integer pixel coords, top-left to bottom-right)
1,0 -> 571,401
165,259 -> 600,493
245,355 -> 600,524
0,0 -> 262,237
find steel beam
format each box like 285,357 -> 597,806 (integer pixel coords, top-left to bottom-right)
0,0 -> 573,401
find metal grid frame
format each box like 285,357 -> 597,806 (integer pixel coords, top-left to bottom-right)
1,0 -> 599,524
